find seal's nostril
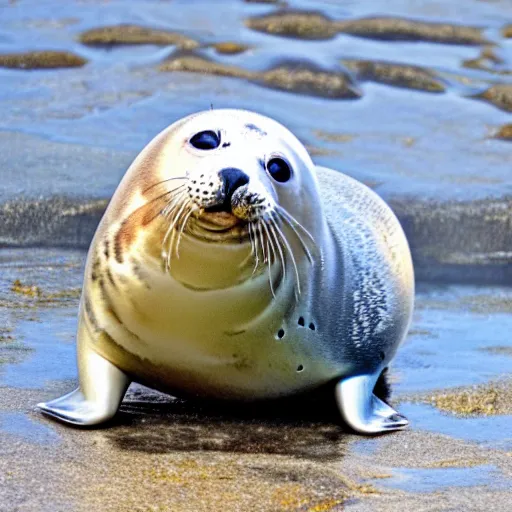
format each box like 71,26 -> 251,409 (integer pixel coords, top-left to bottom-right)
219,168 -> 250,203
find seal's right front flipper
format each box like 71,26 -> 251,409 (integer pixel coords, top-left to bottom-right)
335,374 -> 408,434
37,338 -> 130,426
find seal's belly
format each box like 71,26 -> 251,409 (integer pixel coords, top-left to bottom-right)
93,262 -> 341,400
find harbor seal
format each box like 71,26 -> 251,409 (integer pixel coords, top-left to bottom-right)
37,109 -> 414,434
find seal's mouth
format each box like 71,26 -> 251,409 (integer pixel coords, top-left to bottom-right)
188,210 -> 249,242
200,210 -> 241,230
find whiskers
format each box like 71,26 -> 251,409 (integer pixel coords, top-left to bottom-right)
245,207 -> 316,298
146,176 -> 317,295
142,176 -> 188,195
143,176 -> 200,273
161,190 -> 200,272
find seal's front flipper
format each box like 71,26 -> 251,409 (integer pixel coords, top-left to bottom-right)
37,347 -> 130,426
335,374 -> 408,434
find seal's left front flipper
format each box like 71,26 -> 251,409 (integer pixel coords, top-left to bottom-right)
335,374 -> 408,434
37,344 -> 130,427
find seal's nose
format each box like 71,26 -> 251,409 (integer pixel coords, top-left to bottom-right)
219,167 -> 249,205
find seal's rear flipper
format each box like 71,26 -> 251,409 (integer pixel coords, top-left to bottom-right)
37,348 -> 130,426
335,374 -> 408,434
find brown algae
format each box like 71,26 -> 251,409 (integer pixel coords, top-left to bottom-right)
0,328 -> 14,344
109,454 -> 352,511
213,42 -> 250,55
245,11 -> 338,40
11,280 -> 42,297
160,54 -> 360,99
8,279 -> 80,308
342,59 -> 445,92
159,55 -> 253,79
79,25 -> 199,49
0,51 -> 87,69
261,64 -> 360,99
494,124 -> 512,141
463,47 -> 510,75
479,346 -> 512,356
245,11 -> 486,45
425,458 -> 488,469
476,84 -> 512,112
314,130 -> 354,143
334,17 -> 486,45
424,381 -> 512,416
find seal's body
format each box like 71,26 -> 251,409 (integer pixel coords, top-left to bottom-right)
38,110 -> 414,434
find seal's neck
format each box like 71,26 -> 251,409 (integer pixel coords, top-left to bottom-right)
164,234 -> 257,291
144,213 -> 317,311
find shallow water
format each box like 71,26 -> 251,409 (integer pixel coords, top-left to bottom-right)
379,464 -> 506,493
0,0 -> 511,203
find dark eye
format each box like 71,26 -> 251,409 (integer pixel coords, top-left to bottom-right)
266,157 -> 292,183
190,130 -> 220,150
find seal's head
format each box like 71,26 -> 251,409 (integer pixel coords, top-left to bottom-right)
119,109 -> 324,292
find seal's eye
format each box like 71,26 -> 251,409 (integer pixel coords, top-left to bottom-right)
190,130 -> 221,150
266,157 -> 292,183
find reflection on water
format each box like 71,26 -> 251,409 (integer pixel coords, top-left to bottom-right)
0,412 -> 60,445
378,464 -> 506,493
399,403 -> 512,450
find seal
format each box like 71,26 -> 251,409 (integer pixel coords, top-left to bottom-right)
37,109 -> 414,434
